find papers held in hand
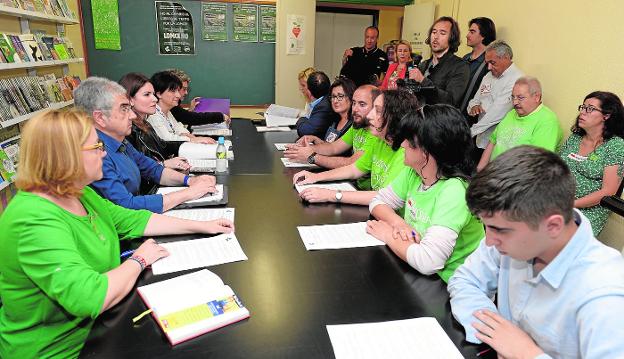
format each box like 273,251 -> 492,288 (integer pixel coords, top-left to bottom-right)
264,104 -> 300,127
179,140 -> 233,160
137,269 -> 249,346
157,184 -> 224,205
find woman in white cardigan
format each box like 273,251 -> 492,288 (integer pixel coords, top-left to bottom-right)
147,71 -> 215,144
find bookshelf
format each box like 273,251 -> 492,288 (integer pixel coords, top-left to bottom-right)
1,99 -> 74,128
0,57 -> 83,70
0,4 -> 79,24
0,1 -> 83,197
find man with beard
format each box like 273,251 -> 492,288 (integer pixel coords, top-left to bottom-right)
477,76 -> 563,171
408,16 -> 470,107
284,85 -> 379,190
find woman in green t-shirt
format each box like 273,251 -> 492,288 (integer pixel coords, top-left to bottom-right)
292,89 -> 419,206
559,91 -> 624,235
0,110 -> 234,358
367,105 -> 485,282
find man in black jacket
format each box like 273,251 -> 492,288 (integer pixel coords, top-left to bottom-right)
408,16 -> 470,108
295,71 -> 339,138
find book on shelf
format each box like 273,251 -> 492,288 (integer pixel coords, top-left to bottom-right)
18,34 -> 44,62
0,34 -> 20,63
0,148 -> 17,182
0,136 -> 20,173
137,269 -> 250,346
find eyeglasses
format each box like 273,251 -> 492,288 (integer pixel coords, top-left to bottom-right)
119,104 -> 133,114
82,139 -> 105,152
329,94 -> 347,102
578,104 -> 604,114
510,95 -> 527,102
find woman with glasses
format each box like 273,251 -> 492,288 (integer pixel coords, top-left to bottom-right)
119,72 -> 189,172
380,40 -> 412,90
321,77 -> 356,143
0,110 -> 234,358
559,91 -> 624,235
367,104 -> 483,282
293,89 -> 418,205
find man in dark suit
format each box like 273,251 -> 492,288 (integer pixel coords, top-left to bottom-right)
296,71 -> 339,138
408,16 -> 470,107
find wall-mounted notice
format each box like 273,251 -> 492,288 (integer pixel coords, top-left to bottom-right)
201,2 -> 227,41
232,4 -> 258,42
155,1 -> 196,55
259,5 -> 276,43
91,0 -> 121,50
286,14 -> 305,55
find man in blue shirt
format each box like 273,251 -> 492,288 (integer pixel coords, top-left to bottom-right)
295,71 -> 338,138
74,77 -> 216,213
448,145 -> 624,358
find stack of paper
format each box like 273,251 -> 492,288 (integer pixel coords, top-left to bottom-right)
256,126 -> 292,133
297,222 -> 384,250
179,141 -> 234,160
186,159 -> 225,173
264,104 -> 300,127
156,184 -> 224,205
151,233 -> 247,275
327,317 -> 464,359
192,122 -> 232,136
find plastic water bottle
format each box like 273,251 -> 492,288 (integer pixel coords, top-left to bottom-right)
216,136 -> 227,173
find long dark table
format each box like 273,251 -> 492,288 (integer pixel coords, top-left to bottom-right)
80,119 -> 483,358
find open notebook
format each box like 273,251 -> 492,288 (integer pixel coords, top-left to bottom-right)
137,269 -> 249,346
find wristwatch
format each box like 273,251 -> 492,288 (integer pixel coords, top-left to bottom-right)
335,190 -> 343,203
307,152 -> 317,165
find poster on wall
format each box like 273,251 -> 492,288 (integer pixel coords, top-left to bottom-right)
232,4 -> 258,42
201,2 -> 227,41
401,2 -> 435,58
286,14 -> 305,55
91,0 -> 121,50
155,1 -> 195,55
259,5 -> 276,43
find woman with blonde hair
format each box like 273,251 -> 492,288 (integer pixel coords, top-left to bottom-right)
0,110 -> 234,358
298,66 -> 316,117
380,40 -> 413,90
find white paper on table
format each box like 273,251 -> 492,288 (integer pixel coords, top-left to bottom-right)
193,128 -> 232,137
294,182 -> 356,193
297,222 -> 384,250
280,157 -> 317,168
191,122 -> 229,131
151,233 -> 248,275
156,184 -> 224,204
163,208 -> 235,222
326,317 -> 464,359
274,143 -> 293,151
256,126 -> 292,132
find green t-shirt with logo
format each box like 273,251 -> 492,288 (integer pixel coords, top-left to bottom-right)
0,187 -> 152,358
341,127 -> 375,190
390,167 -> 484,282
490,104 -> 563,160
354,136 -> 405,191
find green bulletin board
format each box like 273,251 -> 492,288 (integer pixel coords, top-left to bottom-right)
90,0 -> 121,50
81,0 -> 275,105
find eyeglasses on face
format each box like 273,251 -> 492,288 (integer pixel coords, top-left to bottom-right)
578,104 -> 604,114
509,95 -> 527,102
329,94 -> 347,102
82,139 -> 105,152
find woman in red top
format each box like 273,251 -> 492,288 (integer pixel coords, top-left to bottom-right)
381,40 -> 413,90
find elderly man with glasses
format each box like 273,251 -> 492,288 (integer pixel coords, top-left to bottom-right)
477,76 -> 563,171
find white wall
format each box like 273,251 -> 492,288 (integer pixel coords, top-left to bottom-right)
275,0 -> 317,108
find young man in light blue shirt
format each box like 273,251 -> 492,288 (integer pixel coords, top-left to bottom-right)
448,145 -> 624,358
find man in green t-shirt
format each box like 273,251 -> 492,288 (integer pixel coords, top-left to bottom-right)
477,76 -> 563,171
284,85 -> 379,189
